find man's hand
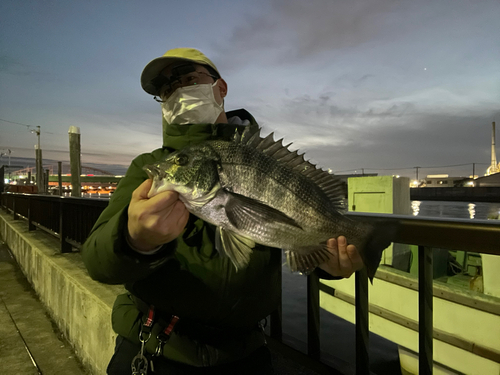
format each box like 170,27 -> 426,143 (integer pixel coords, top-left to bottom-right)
127,179 -> 190,252
318,236 -> 364,278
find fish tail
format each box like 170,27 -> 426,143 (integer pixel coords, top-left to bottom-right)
360,221 -> 399,283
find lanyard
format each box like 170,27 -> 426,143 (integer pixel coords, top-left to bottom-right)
132,305 -> 180,374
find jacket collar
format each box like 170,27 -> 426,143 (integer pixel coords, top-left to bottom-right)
162,109 -> 258,151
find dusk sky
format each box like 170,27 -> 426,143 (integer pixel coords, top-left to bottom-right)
1,0 -> 499,179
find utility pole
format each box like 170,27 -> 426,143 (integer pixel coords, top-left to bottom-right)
33,126 -> 44,193
69,126 -> 81,197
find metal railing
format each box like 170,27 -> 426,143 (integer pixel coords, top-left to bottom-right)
292,212 -> 500,375
1,192 -> 108,252
2,192 -> 500,374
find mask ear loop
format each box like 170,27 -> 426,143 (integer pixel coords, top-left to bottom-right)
211,79 -> 225,110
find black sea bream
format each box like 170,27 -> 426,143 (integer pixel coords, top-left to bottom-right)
145,128 -> 394,280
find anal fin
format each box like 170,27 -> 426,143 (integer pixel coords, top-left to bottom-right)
286,246 -> 331,274
215,227 -> 256,271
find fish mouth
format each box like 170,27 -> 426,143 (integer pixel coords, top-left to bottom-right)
144,164 -> 169,180
144,165 -> 159,179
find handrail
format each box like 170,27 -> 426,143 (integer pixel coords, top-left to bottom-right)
2,191 -> 500,374
0,192 -> 108,252
345,211 -> 500,255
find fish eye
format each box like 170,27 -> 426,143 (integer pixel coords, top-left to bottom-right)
175,155 -> 188,166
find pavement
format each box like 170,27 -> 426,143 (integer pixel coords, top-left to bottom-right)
0,240 -> 88,375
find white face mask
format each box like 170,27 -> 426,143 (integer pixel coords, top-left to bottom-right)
160,82 -> 224,125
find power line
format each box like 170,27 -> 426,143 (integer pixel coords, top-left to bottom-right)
333,162 -> 489,174
0,118 -> 64,136
0,118 -> 35,128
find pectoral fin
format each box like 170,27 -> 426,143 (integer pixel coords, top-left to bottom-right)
215,227 -> 255,271
225,192 -> 302,231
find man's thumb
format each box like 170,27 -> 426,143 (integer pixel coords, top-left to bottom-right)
133,179 -> 153,200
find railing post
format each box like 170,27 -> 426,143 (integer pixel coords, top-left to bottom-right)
355,268 -> 369,375
270,263 -> 283,341
59,198 -> 72,253
419,246 -> 433,374
13,195 -> 19,220
28,196 -> 35,231
307,272 -> 320,360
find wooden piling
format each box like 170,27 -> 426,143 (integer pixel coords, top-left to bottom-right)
68,126 -> 81,197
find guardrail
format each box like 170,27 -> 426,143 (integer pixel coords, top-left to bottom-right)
1,192 -> 107,252
2,192 -> 500,374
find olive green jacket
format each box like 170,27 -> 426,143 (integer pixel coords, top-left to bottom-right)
82,110 -> 281,366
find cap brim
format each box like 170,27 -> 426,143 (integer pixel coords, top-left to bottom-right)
141,56 -> 205,96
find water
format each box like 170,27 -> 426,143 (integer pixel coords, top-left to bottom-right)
411,200 -> 500,220
279,201 -> 500,374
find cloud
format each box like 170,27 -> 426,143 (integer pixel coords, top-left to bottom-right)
249,88 -> 499,177
213,0 -> 408,71
296,111 -> 498,176
213,0 -> 500,77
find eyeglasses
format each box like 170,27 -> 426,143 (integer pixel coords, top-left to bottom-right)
153,64 -> 218,102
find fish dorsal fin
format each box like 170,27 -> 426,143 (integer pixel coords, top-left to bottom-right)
237,127 -> 345,205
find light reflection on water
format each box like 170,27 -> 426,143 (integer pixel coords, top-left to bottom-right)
411,201 -> 420,216
468,203 -> 476,219
411,200 -> 500,220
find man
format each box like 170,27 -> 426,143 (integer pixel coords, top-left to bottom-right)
82,48 -> 363,375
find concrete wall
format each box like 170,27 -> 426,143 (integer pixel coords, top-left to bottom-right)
321,273 -> 500,374
0,210 -> 125,375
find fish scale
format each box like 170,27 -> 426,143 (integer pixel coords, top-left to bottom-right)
145,127 -> 395,281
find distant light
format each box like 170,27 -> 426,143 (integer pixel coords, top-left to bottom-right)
5,179 -> 10,184
424,68 -> 427,70
87,174 -> 94,176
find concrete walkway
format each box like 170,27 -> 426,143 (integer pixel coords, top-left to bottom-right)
0,241 -> 88,374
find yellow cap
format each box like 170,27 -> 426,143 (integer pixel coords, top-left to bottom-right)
141,48 -> 220,96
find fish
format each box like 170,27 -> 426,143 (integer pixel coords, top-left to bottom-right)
145,127 -> 395,281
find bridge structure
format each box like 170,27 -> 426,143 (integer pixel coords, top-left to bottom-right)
10,164 -> 115,176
